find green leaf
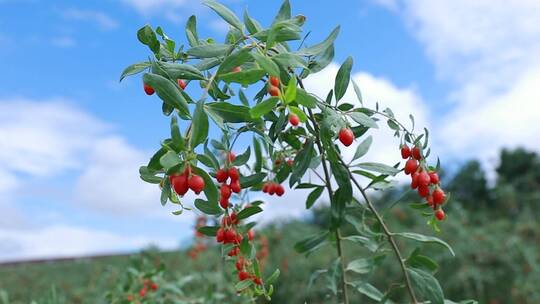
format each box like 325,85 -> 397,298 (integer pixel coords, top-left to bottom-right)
220,69 -> 266,85
232,147 -> 251,166
162,102 -> 174,116
273,0 -> 291,24
217,47 -> 253,75
295,88 -> 317,108
120,62 -> 151,81
348,281 -> 383,301
196,58 -> 221,71
273,52 -> 308,69
206,102 -> 252,123
160,178 -> 171,206
307,44 -> 334,74
170,115 -> 185,151
294,231 -> 329,255
197,226 -> 219,236
387,119 -> 400,131
186,43 -> 231,58
148,148 -> 167,171
341,235 -> 378,252
250,97 -> 279,118
197,154 -> 216,170
352,135 -> 372,160
194,198 -> 223,215
352,79 -> 363,105
239,236 -> 252,256
191,100 -> 209,148
288,105 -> 307,122
305,186 -> 324,209
407,267 -> 444,304
159,151 -> 181,169
406,251 -> 439,273
266,269 -> 280,285
156,62 -> 205,80
191,166 -> 218,203
253,137 -> 262,172
255,20 -> 302,45
284,76 -> 297,103
394,232 -> 455,256
237,205 -> 263,220
203,0 -> 244,31
137,24 -> 160,54
240,172 -> 266,188
243,9 -> 262,35
185,15 -> 199,47
252,51 -> 280,76
356,162 -> 399,176
289,140 -> 314,187
349,112 -> 377,129
346,258 -> 372,274
235,279 -> 253,291
143,73 -> 190,118
297,26 -> 340,56
334,56 -> 353,102
139,166 -> 162,184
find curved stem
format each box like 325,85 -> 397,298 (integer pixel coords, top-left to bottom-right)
340,157 -> 418,304
293,73 -> 417,303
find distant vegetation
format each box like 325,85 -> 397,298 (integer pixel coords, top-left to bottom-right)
1,148 -> 539,303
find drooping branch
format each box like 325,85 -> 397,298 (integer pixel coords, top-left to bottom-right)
338,157 -> 419,304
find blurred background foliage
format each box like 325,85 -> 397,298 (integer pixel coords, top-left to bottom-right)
0,147 -> 538,303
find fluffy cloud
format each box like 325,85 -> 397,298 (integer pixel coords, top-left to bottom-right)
0,98 -> 107,177
0,98 -> 188,261
63,8 -> 119,30
374,0 -> 540,161
0,224 -> 178,262
121,0 -> 202,23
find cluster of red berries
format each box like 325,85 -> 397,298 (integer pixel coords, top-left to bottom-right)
127,279 -> 158,301
143,78 -> 187,96
401,145 -> 447,221
338,127 -> 354,147
262,181 -> 285,196
274,158 -> 294,167
216,164 -> 241,209
236,256 -> 262,285
169,165 -> 205,196
267,75 -> 280,97
215,212 -> 255,248
215,211 -> 260,284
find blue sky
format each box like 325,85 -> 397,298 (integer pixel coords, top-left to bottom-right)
1,0 -> 539,261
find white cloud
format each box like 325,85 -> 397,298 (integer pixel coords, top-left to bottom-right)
0,224 -> 178,262
122,0 -> 202,22
50,36 -> 76,48
402,0 -> 540,89
0,98 -> 191,261
0,98 -> 107,177
73,135 -> 166,216
122,0 -> 189,13
63,8 -> 119,30
374,0 -> 540,161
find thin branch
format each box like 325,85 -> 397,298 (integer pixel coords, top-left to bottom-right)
339,157 -> 418,304
299,75 -> 349,304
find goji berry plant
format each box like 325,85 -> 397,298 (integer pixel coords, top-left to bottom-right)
120,1 -> 463,303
